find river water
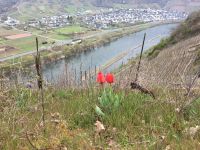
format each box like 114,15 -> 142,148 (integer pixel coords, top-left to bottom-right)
42,24 -> 178,82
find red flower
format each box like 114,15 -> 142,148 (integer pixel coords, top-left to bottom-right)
97,72 -> 105,84
105,73 -> 114,84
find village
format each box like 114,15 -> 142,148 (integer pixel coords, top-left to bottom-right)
0,8 -> 188,29
82,8 -> 188,29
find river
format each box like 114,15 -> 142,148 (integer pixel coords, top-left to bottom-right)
42,23 -> 178,83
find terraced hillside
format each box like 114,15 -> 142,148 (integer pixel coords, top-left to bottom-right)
119,11 -> 200,89
140,34 -> 200,87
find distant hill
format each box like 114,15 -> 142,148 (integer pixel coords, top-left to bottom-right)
0,0 -> 200,20
0,0 -> 18,14
165,0 -> 200,12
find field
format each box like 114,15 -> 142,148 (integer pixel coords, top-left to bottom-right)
0,36 -> 51,58
0,27 -> 26,57
4,36 -> 51,52
0,46 -> 17,58
0,27 -> 53,58
54,25 -> 88,34
0,27 -> 23,37
42,25 -> 89,40
42,32 -> 70,40
5,33 -> 32,40
0,25 -> 91,58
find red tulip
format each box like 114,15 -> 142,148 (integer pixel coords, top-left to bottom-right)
97,72 -> 105,84
105,73 -> 114,84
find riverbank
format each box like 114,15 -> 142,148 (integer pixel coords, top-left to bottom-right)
0,21 -> 176,73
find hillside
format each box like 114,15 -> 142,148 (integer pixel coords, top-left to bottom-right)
1,0 -> 199,20
171,11 -> 200,42
0,0 -> 18,14
0,0 -> 170,12
120,11 -> 200,89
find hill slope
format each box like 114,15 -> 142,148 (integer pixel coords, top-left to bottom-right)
1,0 -> 198,19
119,11 -> 200,89
0,0 -> 18,14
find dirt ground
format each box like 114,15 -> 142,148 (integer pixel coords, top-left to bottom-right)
5,33 -> 32,40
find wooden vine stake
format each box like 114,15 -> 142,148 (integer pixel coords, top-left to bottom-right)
35,37 -> 46,133
131,33 -> 155,99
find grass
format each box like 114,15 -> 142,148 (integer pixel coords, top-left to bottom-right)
54,25 -> 88,35
4,36 -> 52,52
1,84 -> 200,149
0,36 -> 54,59
147,37 -> 172,59
0,37 -> 6,45
64,6 -> 78,14
43,32 -> 70,40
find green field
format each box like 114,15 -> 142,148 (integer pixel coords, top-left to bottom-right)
40,25 -> 89,40
44,33 -> 70,40
0,27 -> 38,57
0,25 -> 91,58
5,36 -> 52,52
54,25 -> 88,34
0,34 -> 53,58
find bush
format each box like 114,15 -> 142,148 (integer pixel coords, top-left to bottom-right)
147,37 -> 171,59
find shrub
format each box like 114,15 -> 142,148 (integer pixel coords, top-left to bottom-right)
147,37 -> 171,59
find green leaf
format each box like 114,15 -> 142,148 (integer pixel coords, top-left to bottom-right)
114,98 -> 120,109
99,97 -> 109,107
95,105 -> 105,116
